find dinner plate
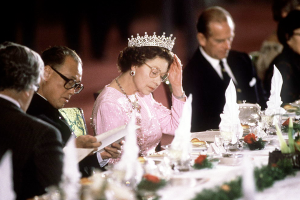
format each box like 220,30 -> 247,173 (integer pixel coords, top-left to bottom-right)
219,156 -> 242,166
191,131 -> 220,142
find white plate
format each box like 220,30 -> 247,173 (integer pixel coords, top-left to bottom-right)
191,131 -> 220,142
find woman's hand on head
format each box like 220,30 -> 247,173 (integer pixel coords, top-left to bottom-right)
168,54 -> 185,98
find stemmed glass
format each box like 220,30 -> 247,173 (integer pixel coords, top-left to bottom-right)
214,135 -> 224,155
214,135 -> 223,148
219,125 -> 233,157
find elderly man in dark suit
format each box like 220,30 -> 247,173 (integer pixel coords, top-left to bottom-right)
0,42 -> 64,200
27,46 -> 122,177
183,6 -> 266,132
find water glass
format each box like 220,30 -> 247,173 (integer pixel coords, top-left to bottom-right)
219,125 -> 233,156
214,135 -> 223,148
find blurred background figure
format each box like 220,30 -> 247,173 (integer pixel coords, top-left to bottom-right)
253,0 -> 300,82
264,10 -> 300,104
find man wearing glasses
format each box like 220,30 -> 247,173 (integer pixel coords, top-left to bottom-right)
27,46 -> 122,177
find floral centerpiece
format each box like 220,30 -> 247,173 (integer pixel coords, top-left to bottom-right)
244,133 -> 267,150
137,174 -> 166,192
269,117 -> 300,168
193,155 -> 213,169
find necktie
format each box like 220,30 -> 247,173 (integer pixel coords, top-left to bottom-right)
220,60 -> 230,84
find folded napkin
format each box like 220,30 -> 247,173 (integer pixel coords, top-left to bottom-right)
61,136 -> 81,200
170,94 -> 192,161
113,111 -> 143,185
219,80 -> 243,141
265,65 -> 286,116
0,151 -> 15,200
242,157 -> 256,200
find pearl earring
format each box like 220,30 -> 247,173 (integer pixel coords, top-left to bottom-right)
130,70 -> 136,76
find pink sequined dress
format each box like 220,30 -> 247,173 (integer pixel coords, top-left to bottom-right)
92,85 -> 185,158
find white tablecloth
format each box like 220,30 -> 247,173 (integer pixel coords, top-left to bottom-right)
157,133 -> 299,200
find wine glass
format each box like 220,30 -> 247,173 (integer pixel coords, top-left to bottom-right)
214,135 -> 223,148
214,135 -> 224,155
219,125 -> 233,157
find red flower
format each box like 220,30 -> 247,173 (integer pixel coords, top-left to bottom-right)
195,155 -> 207,165
244,133 -> 257,144
143,174 -> 160,183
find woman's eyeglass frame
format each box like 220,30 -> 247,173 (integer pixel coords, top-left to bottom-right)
143,63 -> 169,82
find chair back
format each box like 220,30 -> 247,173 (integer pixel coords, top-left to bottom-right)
59,107 -> 88,137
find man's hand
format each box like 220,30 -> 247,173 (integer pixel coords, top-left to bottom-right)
75,135 -> 101,151
101,140 -> 124,159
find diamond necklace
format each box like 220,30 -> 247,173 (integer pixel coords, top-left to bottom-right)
115,77 -> 141,113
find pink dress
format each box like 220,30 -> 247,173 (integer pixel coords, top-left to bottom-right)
92,85 -> 185,157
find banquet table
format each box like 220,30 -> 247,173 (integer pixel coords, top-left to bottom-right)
145,131 -> 300,200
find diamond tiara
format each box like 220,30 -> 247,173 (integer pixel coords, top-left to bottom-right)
128,32 -> 176,51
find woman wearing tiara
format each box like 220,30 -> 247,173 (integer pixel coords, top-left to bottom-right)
92,32 -> 186,161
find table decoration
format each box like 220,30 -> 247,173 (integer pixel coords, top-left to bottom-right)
192,158 -> 296,200
137,174 -> 167,192
168,95 -> 193,171
219,80 -> 243,147
268,117 -> 300,169
0,151 -> 15,200
192,155 -> 213,169
61,136 -> 81,200
243,133 -> 267,150
264,66 -> 286,132
111,111 -> 143,188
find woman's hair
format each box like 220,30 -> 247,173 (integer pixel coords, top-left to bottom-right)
0,41 -> 43,92
117,46 -> 174,73
41,46 -> 82,70
272,0 -> 300,22
277,9 -> 300,46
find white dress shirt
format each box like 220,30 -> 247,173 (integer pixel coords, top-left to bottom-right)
200,47 -> 238,85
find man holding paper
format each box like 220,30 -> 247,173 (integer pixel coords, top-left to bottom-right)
27,46 -> 122,177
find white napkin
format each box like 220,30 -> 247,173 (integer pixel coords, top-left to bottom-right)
61,136 -> 81,200
170,94 -> 192,161
113,111 -> 143,184
265,65 -> 286,116
219,80 -> 243,141
242,156 -> 256,200
0,151 -> 15,200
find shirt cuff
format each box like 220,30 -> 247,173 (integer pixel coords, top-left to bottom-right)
96,151 -> 109,167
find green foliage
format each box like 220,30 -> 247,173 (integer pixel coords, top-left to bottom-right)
137,178 -> 166,192
193,158 -> 213,169
247,138 -> 267,150
192,158 -> 296,200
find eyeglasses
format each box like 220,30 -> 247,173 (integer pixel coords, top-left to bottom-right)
51,67 -> 84,94
144,63 -> 169,82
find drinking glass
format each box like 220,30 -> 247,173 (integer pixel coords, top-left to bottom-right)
232,124 -> 243,149
219,125 -> 233,156
214,135 -> 223,148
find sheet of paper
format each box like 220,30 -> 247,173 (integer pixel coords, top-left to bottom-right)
76,148 -> 94,162
95,125 -> 139,151
63,147 -> 94,163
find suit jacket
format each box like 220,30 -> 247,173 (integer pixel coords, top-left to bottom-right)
27,93 -> 105,177
183,48 -> 266,132
0,97 -> 63,200
264,46 -> 300,104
